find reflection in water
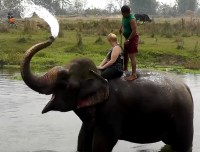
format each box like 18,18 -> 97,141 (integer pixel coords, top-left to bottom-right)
0,70 -> 199,152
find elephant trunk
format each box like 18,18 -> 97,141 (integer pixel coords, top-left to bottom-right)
20,36 -> 56,95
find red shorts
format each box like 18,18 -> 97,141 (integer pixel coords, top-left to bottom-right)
124,34 -> 139,54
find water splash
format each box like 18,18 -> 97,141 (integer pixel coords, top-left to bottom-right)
20,0 -> 59,38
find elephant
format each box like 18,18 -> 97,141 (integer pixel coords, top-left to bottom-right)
20,36 -> 194,152
134,14 -> 152,23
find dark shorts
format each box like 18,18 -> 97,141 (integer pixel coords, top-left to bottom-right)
100,67 -> 123,80
124,34 -> 139,54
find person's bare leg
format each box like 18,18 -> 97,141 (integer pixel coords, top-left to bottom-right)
125,53 -> 137,81
123,50 -> 129,71
130,53 -> 137,75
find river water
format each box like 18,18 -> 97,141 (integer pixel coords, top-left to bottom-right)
0,69 -> 199,152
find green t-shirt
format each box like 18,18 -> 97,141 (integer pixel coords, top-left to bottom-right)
122,14 -> 135,39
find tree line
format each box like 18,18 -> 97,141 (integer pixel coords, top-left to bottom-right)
0,0 -> 199,17
131,0 -> 199,15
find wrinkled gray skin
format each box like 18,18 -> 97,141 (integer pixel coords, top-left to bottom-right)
21,37 -> 194,152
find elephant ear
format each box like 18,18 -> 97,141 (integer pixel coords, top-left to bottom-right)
77,70 -> 109,109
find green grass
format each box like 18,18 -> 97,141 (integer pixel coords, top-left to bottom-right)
136,34 -> 200,72
0,17 -> 200,74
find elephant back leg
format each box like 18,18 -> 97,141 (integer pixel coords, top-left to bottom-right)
164,115 -> 193,152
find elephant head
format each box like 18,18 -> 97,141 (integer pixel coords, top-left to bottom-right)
21,36 -> 109,113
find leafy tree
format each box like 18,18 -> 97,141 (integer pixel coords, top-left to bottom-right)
74,0 -> 83,13
0,0 -> 2,9
60,0 -> 71,10
106,0 -> 115,13
0,0 -> 21,17
33,0 -> 53,9
33,0 -> 70,15
176,0 -> 198,14
129,0 -> 158,15
113,0 -> 129,9
3,0 -> 21,9
157,3 -> 178,16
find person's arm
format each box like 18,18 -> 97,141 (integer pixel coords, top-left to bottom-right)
125,19 -> 137,43
99,58 -> 109,67
100,46 -> 121,69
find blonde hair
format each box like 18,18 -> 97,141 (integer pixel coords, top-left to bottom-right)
107,33 -> 117,42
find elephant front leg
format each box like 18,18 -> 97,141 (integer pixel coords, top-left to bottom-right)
77,123 -> 94,152
92,126 -> 118,152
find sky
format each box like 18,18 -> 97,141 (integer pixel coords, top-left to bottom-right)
86,0 -> 176,9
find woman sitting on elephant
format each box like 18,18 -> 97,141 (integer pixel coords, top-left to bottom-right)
97,33 -> 124,80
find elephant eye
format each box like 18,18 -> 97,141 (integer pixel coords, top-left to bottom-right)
61,74 -> 69,80
58,70 -> 69,81
57,78 -> 68,88
57,74 -> 69,86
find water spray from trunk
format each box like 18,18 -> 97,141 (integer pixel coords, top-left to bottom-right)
19,0 -> 59,38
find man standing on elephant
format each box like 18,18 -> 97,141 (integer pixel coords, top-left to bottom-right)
119,5 -> 139,81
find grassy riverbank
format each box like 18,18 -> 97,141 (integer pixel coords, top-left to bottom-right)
0,16 -> 200,74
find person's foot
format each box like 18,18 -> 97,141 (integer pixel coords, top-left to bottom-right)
123,70 -> 130,77
124,74 -> 137,81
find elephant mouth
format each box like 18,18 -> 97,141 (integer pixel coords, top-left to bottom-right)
77,87 -> 109,109
77,98 -> 90,108
42,84 -> 109,113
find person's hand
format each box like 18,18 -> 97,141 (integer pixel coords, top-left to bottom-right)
124,39 -> 130,45
97,66 -> 104,70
